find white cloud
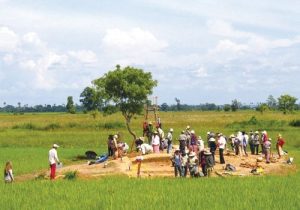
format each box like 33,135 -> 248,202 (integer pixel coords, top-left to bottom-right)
0,27 -> 19,52
68,50 -> 97,63
193,67 -> 209,78
2,54 -> 14,64
103,28 -> 168,53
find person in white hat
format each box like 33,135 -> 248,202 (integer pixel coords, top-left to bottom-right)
152,131 -> 160,153
253,131 -> 260,155
49,144 -> 60,180
188,152 -> 198,177
264,138 -> 272,164
166,128 -> 174,154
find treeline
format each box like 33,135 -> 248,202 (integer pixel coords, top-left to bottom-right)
0,104 -> 84,113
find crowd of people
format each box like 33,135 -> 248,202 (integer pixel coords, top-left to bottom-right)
135,123 -> 286,178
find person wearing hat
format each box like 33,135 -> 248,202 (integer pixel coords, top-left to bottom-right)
249,131 -> 255,155
139,143 -> 153,155
189,130 -> 198,153
276,134 -> 285,158
253,131 -> 260,155
157,127 -> 165,151
217,133 -> 226,164
151,131 -> 160,153
49,144 -> 60,180
198,136 -> 204,152
229,134 -> 235,153
172,149 -> 182,177
166,128 -> 174,154
261,131 -> 268,154
135,137 -> 145,151
181,151 -> 188,177
178,131 -> 187,155
264,138 -> 272,163
188,152 -> 198,177
185,126 -> 191,150
242,131 -> 249,157
203,150 -> 214,177
208,133 -> 217,164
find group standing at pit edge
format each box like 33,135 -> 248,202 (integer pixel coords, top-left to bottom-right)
131,120 -> 286,177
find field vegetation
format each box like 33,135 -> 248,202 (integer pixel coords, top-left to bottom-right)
0,111 -> 299,209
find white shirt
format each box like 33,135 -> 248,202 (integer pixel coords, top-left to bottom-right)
158,128 -> 164,139
4,169 -> 14,182
49,148 -> 59,165
218,136 -> 226,149
152,135 -> 160,145
141,143 -> 153,155
198,139 -> 204,151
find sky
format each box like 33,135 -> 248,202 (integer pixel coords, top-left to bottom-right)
0,0 -> 300,106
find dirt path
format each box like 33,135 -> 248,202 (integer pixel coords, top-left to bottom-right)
16,148 -> 296,181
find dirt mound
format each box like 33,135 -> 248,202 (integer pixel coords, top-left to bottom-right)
16,148 -> 296,181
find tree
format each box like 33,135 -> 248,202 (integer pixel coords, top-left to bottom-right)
278,94 -> 297,114
257,103 -> 269,114
267,95 -> 277,110
80,87 -> 103,112
231,99 -> 241,112
66,96 -> 76,114
160,103 -> 169,112
175,97 -> 181,111
93,65 -> 157,146
224,104 -> 231,112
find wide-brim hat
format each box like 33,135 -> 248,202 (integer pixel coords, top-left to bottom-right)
53,144 -> 59,148
204,150 -> 212,155
139,137 -> 145,141
153,131 -> 158,134
189,152 -> 196,157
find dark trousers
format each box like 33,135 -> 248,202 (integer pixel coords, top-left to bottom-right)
174,165 -> 182,177
210,150 -> 215,165
250,144 -> 255,155
219,148 -> 225,164
243,146 -> 248,156
202,164 -> 207,176
181,166 -> 188,177
254,145 -> 259,155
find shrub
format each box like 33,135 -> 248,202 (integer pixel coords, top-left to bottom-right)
103,122 -> 125,129
64,171 -> 78,180
12,123 -> 38,130
44,123 -> 61,130
289,120 -> 300,127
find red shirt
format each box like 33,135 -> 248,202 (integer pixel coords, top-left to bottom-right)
277,138 -> 285,146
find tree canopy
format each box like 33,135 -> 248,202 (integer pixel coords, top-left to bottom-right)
93,65 -> 157,140
278,94 -> 298,114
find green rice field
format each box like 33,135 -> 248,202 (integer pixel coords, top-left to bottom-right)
0,111 -> 299,210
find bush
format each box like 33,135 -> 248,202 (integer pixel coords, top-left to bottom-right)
44,123 -> 61,130
12,123 -> 38,130
64,171 -> 78,180
289,120 -> 300,127
103,122 -> 125,129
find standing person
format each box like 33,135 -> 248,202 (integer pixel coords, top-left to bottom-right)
229,134 -> 236,153
208,133 -> 217,164
204,150 -> 214,177
185,126 -> 191,149
188,152 -> 198,177
242,131 -> 249,156
276,134 -> 285,158
152,131 -> 160,153
249,131 -> 255,155
189,130 -> 198,153
4,161 -> 14,183
237,131 -> 245,157
166,128 -> 174,154
147,122 -> 154,144
264,138 -> 272,164
198,136 -> 205,152
179,131 -> 187,154
172,150 -> 182,177
157,116 -> 162,128
49,144 -> 60,180
142,121 -> 148,137
217,133 -> 226,164
107,135 -> 114,157
261,131 -> 268,154
157,127 -> 165,151
253,131 -> 260,155
181,152 -> 188,177
112,135 -> 119,159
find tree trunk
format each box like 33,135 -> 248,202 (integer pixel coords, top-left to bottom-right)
123,115 -> 137,152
